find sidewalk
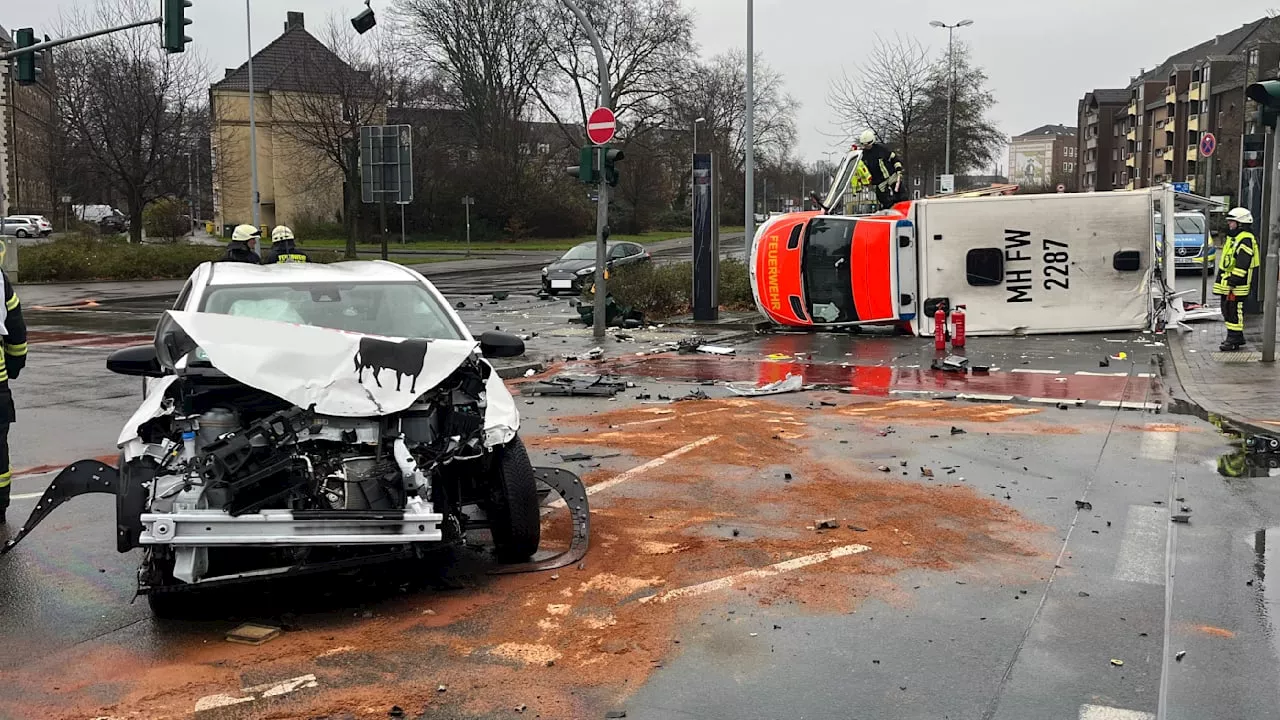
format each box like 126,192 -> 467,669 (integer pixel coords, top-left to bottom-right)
1168,312 -> 1280,434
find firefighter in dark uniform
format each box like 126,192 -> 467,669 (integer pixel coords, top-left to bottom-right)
218,224 -> 262,264
0,269 -> 28,524
261,225 -> 309,263
858,129 -> 907,210
1214,207 -> 1261,351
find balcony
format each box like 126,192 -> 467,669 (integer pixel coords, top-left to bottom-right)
1162,147 -> 1175,162
1128,100 -> 1138,116
1126,127 -> 1137,141
1086,136 -> 1098,150
1126,179 -> 1136,190
1188,81 -> 1202,101
1186,177 -> 1197,192
1086,161 -> 1098,174
1187,114 -> 1199,132
1187,145 -> 1198,162
1126,154 -> 1136,168
1165,85 -> 1178,104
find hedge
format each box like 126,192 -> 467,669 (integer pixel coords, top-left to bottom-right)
585,258 -> 755,319
18,235 -> 343,282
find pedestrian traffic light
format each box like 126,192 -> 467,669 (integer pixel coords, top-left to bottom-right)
1247,80 -> 1280,128
565,146 -> 598,184
162,0 -> 193,54
14,28 -> 37,86
602,148 -> 625,187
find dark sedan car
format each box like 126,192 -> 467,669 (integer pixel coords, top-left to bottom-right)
541,240 -> 651,295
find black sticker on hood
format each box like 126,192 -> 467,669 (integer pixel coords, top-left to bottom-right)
354,337 -> 430,393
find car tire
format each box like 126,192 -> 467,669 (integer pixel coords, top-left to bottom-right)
14,230 -> 27,238
486,435 -> 540,562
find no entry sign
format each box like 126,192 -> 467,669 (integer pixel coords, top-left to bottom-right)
587,107 -> 616,145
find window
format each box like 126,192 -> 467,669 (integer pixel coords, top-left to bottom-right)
803,218 -> 858,322
965,249 -> 1004,286
537,143 -> 551,155
1113,251 -> 1141,272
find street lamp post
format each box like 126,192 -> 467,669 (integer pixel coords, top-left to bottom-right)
246,0 -> 261,228
693,117 -> 706,154
929,19 -> 973,178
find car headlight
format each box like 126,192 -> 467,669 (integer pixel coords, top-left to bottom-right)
575,267 -> 595,276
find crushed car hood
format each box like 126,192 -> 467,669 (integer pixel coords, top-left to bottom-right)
155,311 -> 502,419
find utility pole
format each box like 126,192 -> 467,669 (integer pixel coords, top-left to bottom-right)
1264,115 -> 1280,362
246,0 -> 261,228
744,0 -> 755,255
560,0 -> 612,339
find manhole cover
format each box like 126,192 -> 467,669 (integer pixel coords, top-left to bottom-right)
1211,351 -> 1263,363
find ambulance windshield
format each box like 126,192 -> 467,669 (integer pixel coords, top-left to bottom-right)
803,217 -> 858,322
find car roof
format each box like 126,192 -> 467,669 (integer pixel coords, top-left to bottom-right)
204,260 -> 423,286
572,240 -> 632,249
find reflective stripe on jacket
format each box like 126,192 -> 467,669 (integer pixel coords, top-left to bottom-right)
1213,230 -> 1260,296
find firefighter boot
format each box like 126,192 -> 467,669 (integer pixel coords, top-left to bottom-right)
1220,331 -> 1246,352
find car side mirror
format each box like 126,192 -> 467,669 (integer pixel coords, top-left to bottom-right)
478,331 -> 525,359
107,344 -> 166,378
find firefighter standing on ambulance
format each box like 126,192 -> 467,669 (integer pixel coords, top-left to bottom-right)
1214,207 -> 1261,351
857,130 -> 907,210
0,269 -> 28,524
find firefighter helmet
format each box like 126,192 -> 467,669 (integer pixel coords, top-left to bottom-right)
231,224 -> 262,242
859,129 -> 877,146
271,225 -> 295,243
1227,207 -> 1254,225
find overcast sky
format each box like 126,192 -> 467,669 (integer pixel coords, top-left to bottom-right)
6,1 -> 1271,165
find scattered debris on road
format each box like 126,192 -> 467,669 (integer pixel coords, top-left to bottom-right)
521,375 -> 626,397
226,623 -> 281,646
1171,514 -> 1191,524
1176,650 -> 1187,662
950,426 -> 966,435
921,467 -> 934,477
815,518 -> 839,529
1075,500 -> 1093,511
727,374 -> 804,397
1110,658 -> 1124,667
696,345 -> 735,355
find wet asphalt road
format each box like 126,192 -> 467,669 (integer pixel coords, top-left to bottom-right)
1,264 -> 1277,718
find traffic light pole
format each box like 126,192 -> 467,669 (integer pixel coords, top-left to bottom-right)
0,17 -> 160,60
560,0 -> 612,340
1264,115 -> 1280,362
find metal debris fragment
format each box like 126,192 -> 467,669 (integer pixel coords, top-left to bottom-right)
726,374 -> 804,397
1075,500 -> 1093,511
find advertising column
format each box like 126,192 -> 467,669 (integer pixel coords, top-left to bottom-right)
692,152 -> 718,321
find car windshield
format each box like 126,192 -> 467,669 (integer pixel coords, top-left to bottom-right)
199,281 -> 464,340
1154,214 -> 1206,236
802,217 -> 858,322
560,243 -> 596,261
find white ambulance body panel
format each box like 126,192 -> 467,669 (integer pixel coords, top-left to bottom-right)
915,190 -> 1156,336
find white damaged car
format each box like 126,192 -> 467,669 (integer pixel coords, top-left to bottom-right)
2,261 -> 588,615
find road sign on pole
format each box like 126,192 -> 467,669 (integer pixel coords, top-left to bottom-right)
587,107 -> 616,145
360,124 -> 414,204
462,196 -> 474,256
1200,132 -> 1217,158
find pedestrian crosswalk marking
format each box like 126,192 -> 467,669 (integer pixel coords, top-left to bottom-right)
1079,704 -> 1155,720
1113,505 -> 1169,585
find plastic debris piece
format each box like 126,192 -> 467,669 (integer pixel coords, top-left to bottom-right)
1110,659 -> 1124,667
226,623 -> 281,645
950,426 -> 966,435
726,374 -> 804,396
1175,650 -> 1186,661
524,368 -> 536,377
1075,500 -> 1093,511
696,345 -> 735,355
815,518 -> 839,529
920,467 -> 934,477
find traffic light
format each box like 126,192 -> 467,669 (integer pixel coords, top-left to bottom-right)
602,148 -> 625,187
14,28 -> 36,86
1247,80 -> 1280,128
566,146 -> 598,184
162,0 -> 193,54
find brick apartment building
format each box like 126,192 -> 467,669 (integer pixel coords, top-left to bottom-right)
1076,16 -> 1280,206
1008,124 -> 1078,191
0,25 -> 56,217
1076,89 -> 1128,192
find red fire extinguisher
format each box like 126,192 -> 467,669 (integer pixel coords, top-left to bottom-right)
952,305 -> 966,348
934,305 -> 947,351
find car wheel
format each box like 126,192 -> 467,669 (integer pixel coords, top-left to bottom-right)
15,230 -> 27,238
486,435 -> 540,562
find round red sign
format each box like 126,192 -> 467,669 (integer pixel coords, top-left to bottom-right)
587,107 -> 616,145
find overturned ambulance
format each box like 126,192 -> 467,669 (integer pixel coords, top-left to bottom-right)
750,149 -> 1208,336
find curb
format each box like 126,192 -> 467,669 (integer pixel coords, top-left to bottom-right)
1165,332 -> 1277,437
881,388 -> 1163,413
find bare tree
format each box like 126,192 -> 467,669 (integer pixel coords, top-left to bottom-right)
534,0 -> 695,141
827,34 -> 932,173
913,42 -> 1006,182
55,0 -> 208,242
266,15 -> 393,257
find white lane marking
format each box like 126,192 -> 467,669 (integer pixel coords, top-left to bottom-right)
10,490 -> 45,501
1098,400 -> 1162,411
1027,398 -> 1084,405
1113,505 -> 1170,585
1079,704 -> 1155,720
958,393 -> 1015,401
1139,429 -> 1177,461
545,435 -> 721,512
194,674 -> 319,712
640,544 -> 870,604
1076,371 -> 1128,377
1012,368 -> 1061,374
587,435 -> 719,497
